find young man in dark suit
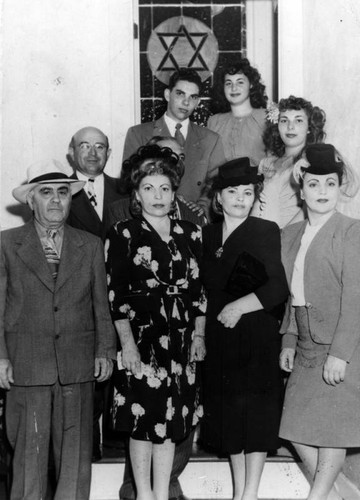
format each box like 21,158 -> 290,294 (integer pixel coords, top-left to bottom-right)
122,68 -> 225,209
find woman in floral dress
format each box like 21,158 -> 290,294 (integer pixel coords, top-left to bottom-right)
106,145 -> 206,500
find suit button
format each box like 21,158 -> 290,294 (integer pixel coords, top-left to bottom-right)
55,334 -> 60,339
54,307 -> 58,312
197,181 -> 201,186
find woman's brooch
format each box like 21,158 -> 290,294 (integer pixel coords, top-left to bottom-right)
215,247 -> 223,258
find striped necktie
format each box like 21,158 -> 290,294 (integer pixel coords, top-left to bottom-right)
44,229 -> 60,280
175,123 -> 185,147
87,178 -> 97,207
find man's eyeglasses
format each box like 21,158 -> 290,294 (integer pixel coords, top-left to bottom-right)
77,142 -> 107,152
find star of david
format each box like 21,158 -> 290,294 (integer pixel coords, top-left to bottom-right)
156,24 -> 209,72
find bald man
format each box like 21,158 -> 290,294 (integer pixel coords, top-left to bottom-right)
67,127 -> 123,241
66,127 -> 123,462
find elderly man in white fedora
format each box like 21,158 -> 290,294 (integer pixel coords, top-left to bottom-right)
0,159 -> 116,500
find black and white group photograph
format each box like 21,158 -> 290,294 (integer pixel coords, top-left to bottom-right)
1,1 -> 360,499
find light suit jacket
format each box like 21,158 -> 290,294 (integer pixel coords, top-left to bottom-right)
280,212 -> 360,362
0,221 -> 116,386
122,115 -> 226,203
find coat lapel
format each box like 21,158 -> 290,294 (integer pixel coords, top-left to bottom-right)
70,173 -> 102,229
16,222 -> 55,292
305,212 -> 341,268
153,116 -> 171,137
184,122 -> 201,154
282,221 -> 307,286
55,225 -> 85,291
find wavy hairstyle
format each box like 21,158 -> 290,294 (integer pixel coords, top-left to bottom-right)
123,145 -> 181,216
120,142 -> 182,194
210,59 -> 268,114
263,95 -> 326,159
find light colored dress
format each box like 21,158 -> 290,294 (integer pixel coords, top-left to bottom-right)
251,156 -> 304,229
207,108 -> 266,164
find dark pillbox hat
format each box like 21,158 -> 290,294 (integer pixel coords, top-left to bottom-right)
212,157 -> 263,190
304,144 -> 343,175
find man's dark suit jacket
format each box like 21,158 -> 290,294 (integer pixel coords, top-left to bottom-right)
122,115 -> 226,205
67,172 -> 122,241
0,221 -> 116,386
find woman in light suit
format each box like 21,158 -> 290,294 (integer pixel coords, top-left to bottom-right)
279,143 -> 360,500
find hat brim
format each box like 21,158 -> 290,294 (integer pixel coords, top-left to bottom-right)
212,173 -> 264,190
12,179 -> 85,204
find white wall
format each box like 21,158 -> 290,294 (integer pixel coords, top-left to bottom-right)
246,0 -> 275,101
1,0 -> 135,230
3,0 -> 360,229
278,0 -> 360,217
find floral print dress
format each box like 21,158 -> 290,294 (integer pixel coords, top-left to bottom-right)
105,217 -> 206,443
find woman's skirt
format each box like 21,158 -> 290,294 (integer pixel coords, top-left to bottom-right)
279,306 -> 360,447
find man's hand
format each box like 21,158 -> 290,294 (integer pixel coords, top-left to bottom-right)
0,358 -> 14,390
94,357 -> 113,382
323,355 -> 347,386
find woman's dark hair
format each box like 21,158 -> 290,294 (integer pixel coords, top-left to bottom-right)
263,95 -> 326,159
209,181 -> 263,216
123,145 -> 181,216
210,59 -> 268,114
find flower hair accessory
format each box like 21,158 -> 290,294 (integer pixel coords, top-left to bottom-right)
293,157 -> 310,184
266,101 -> 279,124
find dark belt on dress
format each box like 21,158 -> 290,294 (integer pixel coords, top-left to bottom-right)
130,283 -> 189,297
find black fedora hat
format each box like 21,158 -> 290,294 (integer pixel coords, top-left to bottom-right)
212,157 -> 263,190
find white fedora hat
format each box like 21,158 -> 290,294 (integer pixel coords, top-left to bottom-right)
12,159 -> 85,204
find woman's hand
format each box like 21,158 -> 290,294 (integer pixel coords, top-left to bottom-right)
217,300 -> 243,328
122,342 -> 141,375
279,348 -> 295,372
323,355 -> 347,386
115,318 -> 141,375
190,336 -> 206,362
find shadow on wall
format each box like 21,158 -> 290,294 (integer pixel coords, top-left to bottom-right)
5,203 -> 32,225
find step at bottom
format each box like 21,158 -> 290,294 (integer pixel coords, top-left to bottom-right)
90,460 -> 309,500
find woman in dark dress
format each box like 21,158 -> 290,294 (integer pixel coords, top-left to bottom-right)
106,145 -> 206,500
201,158 -> 288,500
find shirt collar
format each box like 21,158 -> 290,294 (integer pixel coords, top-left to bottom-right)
164,114 -> 190,138
33,218 -> 65,239
76,171 -> 104,184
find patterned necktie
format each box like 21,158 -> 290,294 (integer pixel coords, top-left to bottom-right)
44,229 -> 60,280
87,178 -> 97,207
174,123 -> 185,148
